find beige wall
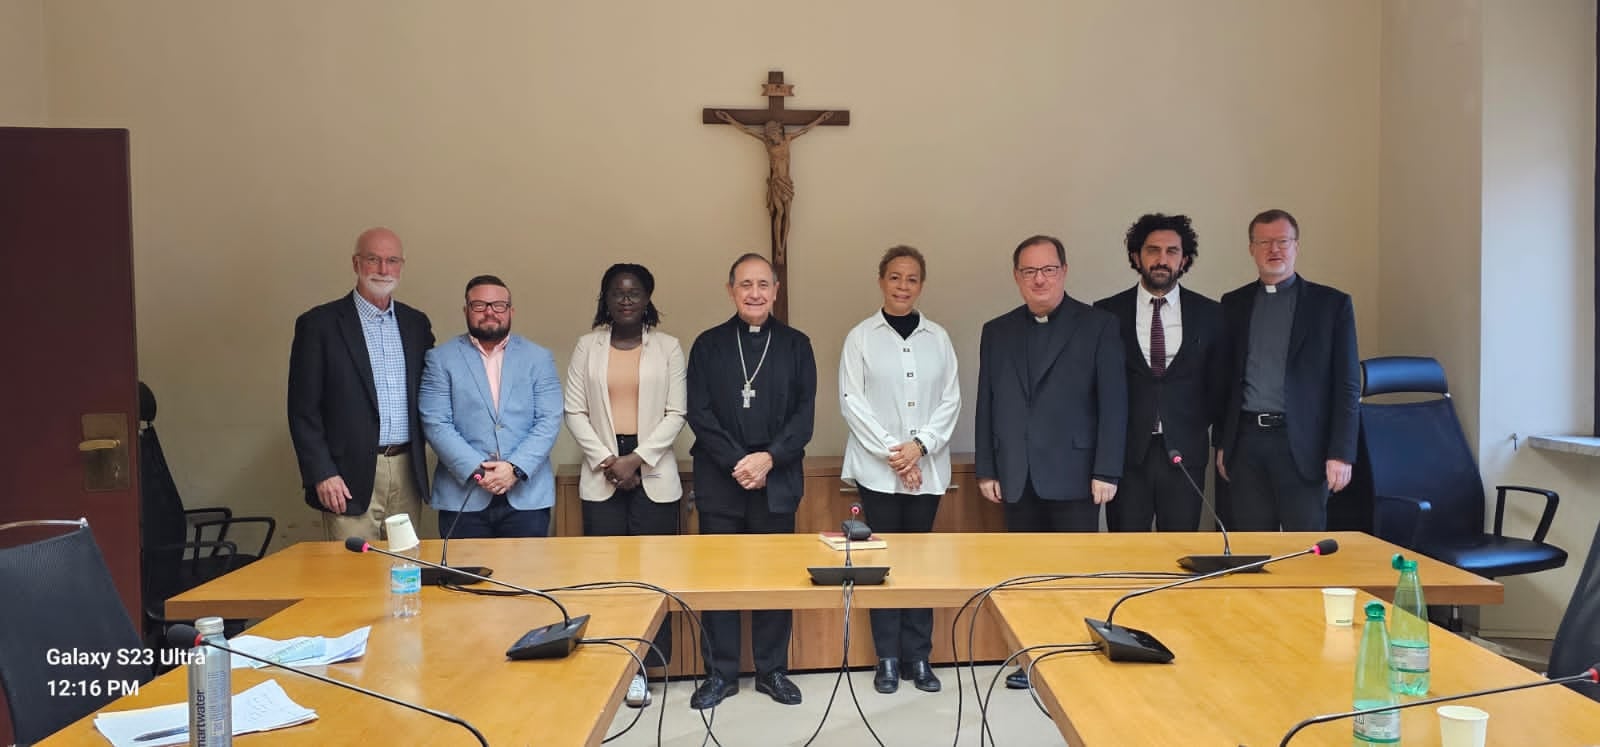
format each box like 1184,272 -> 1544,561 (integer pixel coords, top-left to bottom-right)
38,0 -> 1382,546
0,0 -> 46,125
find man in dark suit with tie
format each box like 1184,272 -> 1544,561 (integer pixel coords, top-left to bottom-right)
288,227 -> 435,541
1216,209 -> 1360,531
1094,214 -> 1226,532
976,234 -> 1126,689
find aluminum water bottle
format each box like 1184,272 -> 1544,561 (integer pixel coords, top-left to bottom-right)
187,616 -> 232,746
385,514 -> 422,618
1388,554 -> 1430,696
1353,601 -> 1401,746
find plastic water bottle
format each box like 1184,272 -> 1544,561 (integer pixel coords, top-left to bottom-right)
1388,554 -> 1430,696
187,616 -> 233,746
385,514 -> 422,618
1353,601 -> 1401,746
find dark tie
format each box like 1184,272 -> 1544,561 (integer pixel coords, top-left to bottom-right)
1150,297 -> 1167,377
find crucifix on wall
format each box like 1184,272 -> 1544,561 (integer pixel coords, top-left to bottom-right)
704,71 -> 850,321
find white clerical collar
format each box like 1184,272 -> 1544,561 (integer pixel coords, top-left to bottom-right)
1262,274 -> 1298,294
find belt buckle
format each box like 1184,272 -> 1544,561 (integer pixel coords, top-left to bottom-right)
1256,413 -> 1281,429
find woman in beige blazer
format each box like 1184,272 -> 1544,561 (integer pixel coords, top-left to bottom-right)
563,262 -> 686,708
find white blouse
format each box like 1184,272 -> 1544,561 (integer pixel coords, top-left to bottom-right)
838,311 -> 962,495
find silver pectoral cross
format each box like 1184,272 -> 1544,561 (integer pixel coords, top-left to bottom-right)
741,383 -> 756,409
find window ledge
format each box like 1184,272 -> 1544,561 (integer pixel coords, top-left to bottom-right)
1527,434 -> 1600,457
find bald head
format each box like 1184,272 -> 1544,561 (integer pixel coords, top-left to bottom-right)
351,227 -> 406,308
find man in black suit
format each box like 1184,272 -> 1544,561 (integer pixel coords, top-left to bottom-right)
1095,214 -> 1226,532
976,234 -> 1126,689
1216,209 -> 1360,531
288,227 -> 435,541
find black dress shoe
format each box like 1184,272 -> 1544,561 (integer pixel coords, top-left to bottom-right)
873,657 -> 900,693
755,670 -> 803,705
901,660 -> 941,693
689,673 -> 738,710
1005,668 -> 1030,689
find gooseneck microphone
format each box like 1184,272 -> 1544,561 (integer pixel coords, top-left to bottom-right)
166,625 -> 489,746
345,537 -> 589,659
807,501 -> 889,586
1168,449 -> 1270,573
1277,665 -> 1599,745
1086,539 -> 1339,663
841,502 -> 871,568
425,467 -> 492,586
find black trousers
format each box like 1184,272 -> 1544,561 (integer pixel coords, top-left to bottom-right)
1003,478 -> 1101,532
858,486 -> 942,662
1108,437 -> 1205,532
698,493 -> 796,679
581,434 -> 681,666
1227,418 -> 1328,531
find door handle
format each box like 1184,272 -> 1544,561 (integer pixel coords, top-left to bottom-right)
78,438 -> 121,452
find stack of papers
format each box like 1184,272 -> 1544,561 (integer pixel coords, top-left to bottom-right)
92,679 -> 316,746
227,626 -> 371,669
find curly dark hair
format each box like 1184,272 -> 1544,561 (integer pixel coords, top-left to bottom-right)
591,263 -> 662,328
1123,213 -> 1199,273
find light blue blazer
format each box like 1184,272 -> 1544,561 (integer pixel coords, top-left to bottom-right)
420,334 -> 563,513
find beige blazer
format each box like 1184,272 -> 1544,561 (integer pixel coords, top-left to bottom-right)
563,327 -> 687,502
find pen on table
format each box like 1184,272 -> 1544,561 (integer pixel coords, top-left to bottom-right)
131,725 -> 187,742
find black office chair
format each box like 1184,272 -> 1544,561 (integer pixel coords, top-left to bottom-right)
0,519 -> 153,745
1549,517 -> 1600,700
138,381 -> 275,638
1357,356 -> 1567,631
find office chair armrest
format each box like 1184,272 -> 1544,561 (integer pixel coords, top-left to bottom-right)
1493,485 -> 1560,543
183,507 -> 233,524
147,539 -> 238,565
1373,493 -> 1433,548
190,516 -> 276,559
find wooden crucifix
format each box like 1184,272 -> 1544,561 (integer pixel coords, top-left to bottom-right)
703,71 -> 850,321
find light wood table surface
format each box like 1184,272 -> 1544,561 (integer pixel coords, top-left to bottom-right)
990,588 -> 1600,746
167,531 -> 1499,620
42,592 -> 665,747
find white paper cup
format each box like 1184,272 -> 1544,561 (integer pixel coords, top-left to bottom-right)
1438,705 -> 1488,747
1321,587 -> 1357,626
384,514 -> 420,553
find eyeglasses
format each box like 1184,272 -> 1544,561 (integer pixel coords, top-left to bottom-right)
607,289 -> 645,303
467,300 -> 512,313
1250,238 -> 1297,250
1016,264 -> 1063,280
358,254 -> 405,269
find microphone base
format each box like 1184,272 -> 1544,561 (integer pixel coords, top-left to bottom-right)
1084,618 -> 1175,663
507,613 -> 590,660
807,565 -> 890,586
421,565 -> 493,586
1177,554 -> 1272,574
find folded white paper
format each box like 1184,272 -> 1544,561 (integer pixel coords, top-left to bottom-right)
92,679 -> 316,746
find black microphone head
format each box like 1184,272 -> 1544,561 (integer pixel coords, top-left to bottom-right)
344,536 -> 370,553
1167,449 -> 1183,466
166,624 -> 201,648
1313,539 -> 1339,556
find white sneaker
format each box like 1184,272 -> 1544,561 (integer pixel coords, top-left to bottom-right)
625,673 -> 652,708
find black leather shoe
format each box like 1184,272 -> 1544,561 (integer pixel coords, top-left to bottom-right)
873,657 -> 900,693
755,670 -> 803,705
1005,668 -> 1029,690
902,660 -> 941,692
689,673 -> 738,710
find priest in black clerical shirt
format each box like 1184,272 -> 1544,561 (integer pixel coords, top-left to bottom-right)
684,252 -> 817,711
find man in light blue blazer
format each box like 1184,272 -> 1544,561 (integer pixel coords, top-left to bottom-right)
420,275 -> 564,537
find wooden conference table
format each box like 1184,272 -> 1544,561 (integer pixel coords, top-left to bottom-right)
993,588 -> 1600,746
49,531 -> 1507,745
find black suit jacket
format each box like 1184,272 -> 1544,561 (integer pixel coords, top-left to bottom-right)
686,316 -> 817,515
1093,286 -> 1226,472
288,292 -> 434,515
975,294 -> 1127,502
1217,276 -> 1360,483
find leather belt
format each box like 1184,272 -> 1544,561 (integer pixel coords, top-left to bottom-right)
377,442 -> 411,457
1242,412 -> 1286,429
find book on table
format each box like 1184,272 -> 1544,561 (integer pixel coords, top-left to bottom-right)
818,532 -> 887,550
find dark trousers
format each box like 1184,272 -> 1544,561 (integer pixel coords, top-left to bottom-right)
1003,478 -> 1102,532
1108,437 -> 1205,532
439,493 -> 550,538
699,495 -> 796,679
581,434 -> 680,665
1227,417 -> 1328,531
858,486 -> 941,662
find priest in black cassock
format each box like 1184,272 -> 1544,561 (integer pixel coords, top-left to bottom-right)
685,253 -> 817,711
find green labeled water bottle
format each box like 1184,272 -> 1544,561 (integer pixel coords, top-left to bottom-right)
1388,554 -> 1430,695
1354,601 -> 1402,745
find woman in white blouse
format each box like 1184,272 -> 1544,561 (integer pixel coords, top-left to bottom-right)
839,245 -> 961,695
564,263 -> 686,709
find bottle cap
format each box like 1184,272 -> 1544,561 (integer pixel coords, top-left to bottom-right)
1364,600 -> 1386,620
384,514 -> 420,553
195,616 -> 225,636
1391,553 -> 1417,571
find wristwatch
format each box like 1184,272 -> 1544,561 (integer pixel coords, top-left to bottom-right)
911,436 -> 928,457
510,464 -> 528,482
